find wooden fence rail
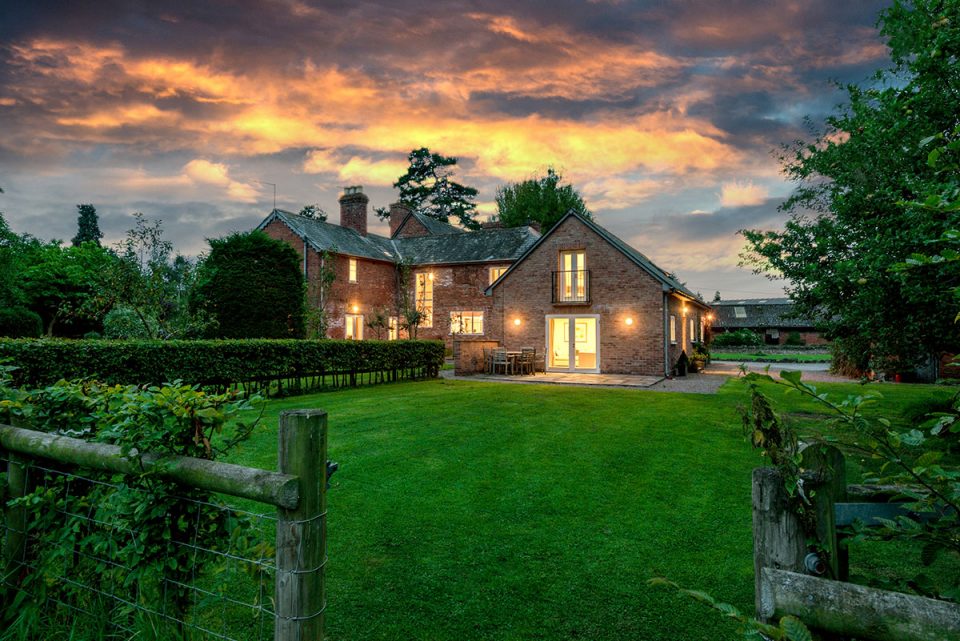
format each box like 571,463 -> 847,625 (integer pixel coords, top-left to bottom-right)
1,410 -> 328,641
752,444 -> 960,640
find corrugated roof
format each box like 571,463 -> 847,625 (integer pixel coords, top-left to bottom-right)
713,299 -> 816,329
398,226 -> 539,264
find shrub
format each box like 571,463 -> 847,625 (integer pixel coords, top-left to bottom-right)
784,331 -> 806,346
0,338 -> 446,391
192,231 -> 306,339
0,307 -> 42,338
103,305 -> 161,339
711,329 -> 762,348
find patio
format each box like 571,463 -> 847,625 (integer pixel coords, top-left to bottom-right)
444,369 -> 664,389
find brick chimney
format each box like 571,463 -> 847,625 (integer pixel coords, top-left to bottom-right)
389,202 -> 412,237
339,186 -> 369,236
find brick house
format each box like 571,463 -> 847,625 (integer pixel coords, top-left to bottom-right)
711,298 -> 828,346
257,186 -> 709,376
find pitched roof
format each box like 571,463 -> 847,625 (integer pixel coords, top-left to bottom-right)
485,210 -> 705,304
713,298 -> 816,329
257,209 -> 398,262
393,211 -> 465,237
258,209 -> 539,265
396,226 -> 539,265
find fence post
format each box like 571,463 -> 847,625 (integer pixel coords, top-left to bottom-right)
752,467 -> 807,621
275,410 -> 327,641
1,449 -> 27,596
800,443 -> 847,581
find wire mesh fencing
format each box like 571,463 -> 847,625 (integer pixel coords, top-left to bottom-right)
1,409 -> 327,641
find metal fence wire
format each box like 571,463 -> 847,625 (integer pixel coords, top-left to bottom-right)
0,452 -> 315,641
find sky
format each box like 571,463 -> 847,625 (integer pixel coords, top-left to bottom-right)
0,0 -> 892,299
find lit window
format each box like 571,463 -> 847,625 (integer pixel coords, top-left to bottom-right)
450,311 -> 483,335
669,315 -> 677,344
415,273 -> 433,328
388,316 -> 398,341
345,314 -> 363,340
489,266 -> 506,285
734,306 -> 747,318
349,258 -> 358,283
558,250 -> 587,302
689,318 -> 694,342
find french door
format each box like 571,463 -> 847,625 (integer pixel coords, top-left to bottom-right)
547,315 -> 600,373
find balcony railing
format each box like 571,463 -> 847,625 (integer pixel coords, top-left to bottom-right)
551,270 -> 591,304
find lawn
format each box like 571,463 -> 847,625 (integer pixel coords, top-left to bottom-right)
711,352 -> 832,363
224,376 -> 954,641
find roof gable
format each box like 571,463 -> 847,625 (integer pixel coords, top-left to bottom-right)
257,209 -> 397,262
392,211 -> 465,238
484,210 -> 704,303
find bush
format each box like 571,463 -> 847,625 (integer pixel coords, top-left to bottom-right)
711,329 -> 762,348
0,338 -> 446,391
784,331 -> 806,346
0,307 -> 42,338
103,305 -> 161,339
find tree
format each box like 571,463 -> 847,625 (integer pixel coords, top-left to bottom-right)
495,168 -> 591,232
388,148 -> 480,229
298,204 -> 327,222
740,0 -> 960,374
72,204 -> 103,247
713,291 -> 721,303
192,231 -> 306,338
19,240 -> 112,336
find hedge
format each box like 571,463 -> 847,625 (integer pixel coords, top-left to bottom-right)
0,307 -> 43,338
0,338 -> 446,392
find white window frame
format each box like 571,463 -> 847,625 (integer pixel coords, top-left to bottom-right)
415,272 -> 433,328
450,311 -> 484,335
559,250 -> 587,302
734,306 -> 747,319
669,314 -> 677,345
689,318 -> 695,343
348,258 -> 358,283
489,266 -> 506,286
345,314 -> 363,340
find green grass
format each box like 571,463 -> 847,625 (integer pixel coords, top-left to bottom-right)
221,377 -> 954,641
711,352 -> 832,363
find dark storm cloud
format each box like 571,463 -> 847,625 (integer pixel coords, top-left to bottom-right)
645,198 -> 787,244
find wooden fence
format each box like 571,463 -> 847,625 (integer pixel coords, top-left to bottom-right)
752,444 -> 960,641
1,410 -> 329,641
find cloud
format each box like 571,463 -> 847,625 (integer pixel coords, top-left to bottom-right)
719,180 -> 769,208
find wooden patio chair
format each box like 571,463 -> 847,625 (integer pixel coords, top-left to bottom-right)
492,348 -> 509,375
519,348 -> 536,375
483,348 -> 494,374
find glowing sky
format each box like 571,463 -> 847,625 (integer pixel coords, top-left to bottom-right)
0,1 -> 891,298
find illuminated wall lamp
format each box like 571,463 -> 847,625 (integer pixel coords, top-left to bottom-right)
351,304 -> 359,313
513,318 -> 522,326
624,317 -> 634,326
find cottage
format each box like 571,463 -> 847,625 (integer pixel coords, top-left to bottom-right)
258,186 -> 709,377
711,298 -> 827,345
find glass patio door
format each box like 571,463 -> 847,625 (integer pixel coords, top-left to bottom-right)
547,315 -> 599,372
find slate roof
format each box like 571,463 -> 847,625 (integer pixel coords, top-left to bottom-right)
257,209 -> 539,265
394,211 -> 464,237
485,210 -> 706,305
396,227 -> 539,265
713,298 -> 816,329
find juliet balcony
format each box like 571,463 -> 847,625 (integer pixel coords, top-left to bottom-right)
551,270 -> 591,304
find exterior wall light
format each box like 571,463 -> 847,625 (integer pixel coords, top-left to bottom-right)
352,304 -> 359,313
625,317 -> 634,326
428,273 -> 434,281
682,304 -> 688,316
513,318 -> 522,326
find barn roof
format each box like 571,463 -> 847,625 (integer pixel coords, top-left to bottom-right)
712,298 -> 816,329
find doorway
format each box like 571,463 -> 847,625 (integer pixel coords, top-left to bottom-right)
547,315 -> 600,373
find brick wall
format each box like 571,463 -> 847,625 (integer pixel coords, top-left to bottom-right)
490,216 -> 682,376
408,263 -> 511,347
453,339 -> 500,375
262,219 -> 398,339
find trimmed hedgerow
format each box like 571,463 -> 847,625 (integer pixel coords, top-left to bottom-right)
0,338 -> 445,391
0,307 -> 43,338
